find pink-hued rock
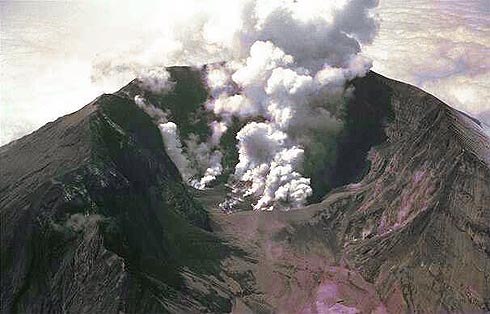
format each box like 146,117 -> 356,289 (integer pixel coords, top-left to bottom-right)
348,183 -> 363,191
265,240 -> 285,260
412,170 -> 426,184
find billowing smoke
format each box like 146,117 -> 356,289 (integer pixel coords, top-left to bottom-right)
187,120 -> 228,188
98,0 -> 379,210
135,89 -> 196,183
192,151 -> 224,189
199,0 -> 379,210
234,122 -> 312,210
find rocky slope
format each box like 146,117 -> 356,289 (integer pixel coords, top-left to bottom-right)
0,87 -> 234,313
1,68 -> 489,313
209,72 -> 490,313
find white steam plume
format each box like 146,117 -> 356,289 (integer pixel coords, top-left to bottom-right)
94,0 -> 379,209
192,151 -> 224,190
234,122 -> 312,210
158,122 -> 196,181
134,95 -> 168,122
134,93 -> 197,183
92,64 -> 174,95
210,121 -> 228,146
199,0 -> 378,210
135,93 -> 226,189
185,132 -> 226,189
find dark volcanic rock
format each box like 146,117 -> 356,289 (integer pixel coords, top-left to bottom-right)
1,68 -> 489,313
324,73 -> 490,312
0,91 -> 234,313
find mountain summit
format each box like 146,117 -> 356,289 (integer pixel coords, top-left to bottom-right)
1,68 -> 489,313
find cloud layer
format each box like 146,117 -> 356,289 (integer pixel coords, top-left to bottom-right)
363,0 -> 490,126
2,0 -> 488,146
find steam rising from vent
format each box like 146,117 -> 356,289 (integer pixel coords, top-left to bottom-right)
125,0 -> 379,210
135,94 -> 225,187
134,95 -> 168,122
234,122 -> 312,210
157,121 -> 222,187
192,151 -> 224,190
158,122 -> 195,181
200,0 -> 379,210
210,121 -> 228,146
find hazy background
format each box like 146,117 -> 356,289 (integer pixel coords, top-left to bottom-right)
1,0 -> 489,145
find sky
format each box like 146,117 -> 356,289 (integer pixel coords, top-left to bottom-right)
1,0 -> 489,145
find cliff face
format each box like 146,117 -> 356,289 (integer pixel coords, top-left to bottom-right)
336,73 -> 490,312
1,68 -> 489,313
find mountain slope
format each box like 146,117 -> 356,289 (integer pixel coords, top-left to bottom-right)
342,73 -> 490,312
0,91 -> 234,313
1,68 -> 489,313
204,72 -> 490,313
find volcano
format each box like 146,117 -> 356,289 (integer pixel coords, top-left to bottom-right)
1,68 -> 489,313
